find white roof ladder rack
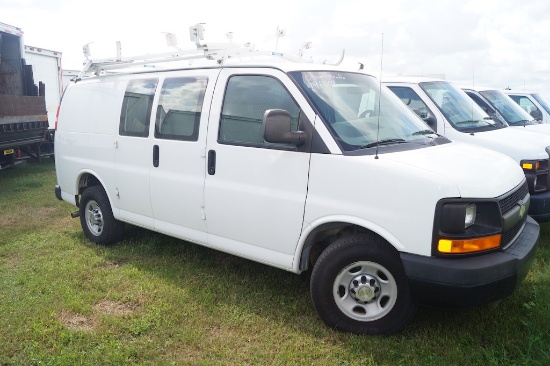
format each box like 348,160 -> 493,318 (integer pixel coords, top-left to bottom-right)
77,23 -> 310,78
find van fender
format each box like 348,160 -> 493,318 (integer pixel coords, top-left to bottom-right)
292,215 -> 406,273
75,169 -> 118,217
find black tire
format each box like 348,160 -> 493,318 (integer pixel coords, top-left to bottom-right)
310,233 -> 416,335
79,186 -> 125,245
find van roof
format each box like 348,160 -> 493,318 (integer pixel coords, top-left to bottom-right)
460,85 -> 502,92
381,75 -> 447,84
503,89 -> 539,95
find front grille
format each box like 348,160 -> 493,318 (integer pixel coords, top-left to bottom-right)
498,181 -> 529,248
499,181 -> 528,214
501,216 -> 527,248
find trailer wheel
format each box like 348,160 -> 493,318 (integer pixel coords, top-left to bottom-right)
310,234 -> 416,335
79,186 -> 124,245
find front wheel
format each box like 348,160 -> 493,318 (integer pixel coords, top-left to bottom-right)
79,186 -> 125,245
310,234 -> 416,335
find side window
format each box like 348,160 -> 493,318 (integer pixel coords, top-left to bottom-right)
155,77 -> 207,141
509,95 -> 539,114
387,86 -> 431,119
119,78 -> 158,137
219,75 -> 300,147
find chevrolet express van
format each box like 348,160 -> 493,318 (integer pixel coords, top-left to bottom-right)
463,86 -> 550,136
54,51 -> 539,335
384,77 -> 550,222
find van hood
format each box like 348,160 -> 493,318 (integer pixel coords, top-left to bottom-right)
516,123 -> 550,135
381,141 -> 525,198
446,126 -> 550,162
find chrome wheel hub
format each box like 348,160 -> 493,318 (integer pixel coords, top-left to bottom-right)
349,274 -> 380,303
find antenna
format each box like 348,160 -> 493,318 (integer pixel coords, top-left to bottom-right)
375,33 -> 384,160
471,63 -> 474,121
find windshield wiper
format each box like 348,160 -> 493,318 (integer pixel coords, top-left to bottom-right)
360,139 -> 406,149
411,129 -> 435,136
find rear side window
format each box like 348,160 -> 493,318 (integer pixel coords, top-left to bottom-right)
219,75 -> 300,146
155,77 -> 207,141
119,78 -> 158,137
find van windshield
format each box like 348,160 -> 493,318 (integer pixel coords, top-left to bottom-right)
532,93 -> 550,114
479,90 -> 537,126
289,71 -> 439,152
420,81 -> 504,132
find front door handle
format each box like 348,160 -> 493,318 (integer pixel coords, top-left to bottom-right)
207,150 -> 216,175
153,145 -> 159,167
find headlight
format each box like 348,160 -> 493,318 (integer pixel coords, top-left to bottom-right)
440,203 -> 477,233
434,200 -> 502,256
465,204 -> 476,229
521,159 -> 549,193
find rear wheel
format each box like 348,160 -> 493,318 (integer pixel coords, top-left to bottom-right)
79,186 -> 124,245
310,234 -> 416,335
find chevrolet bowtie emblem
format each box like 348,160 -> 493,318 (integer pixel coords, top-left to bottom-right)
519,202 -> 526,218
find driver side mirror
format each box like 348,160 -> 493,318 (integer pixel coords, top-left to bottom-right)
530,109 -> 543,121
263,109 -> 306,145
423,115 -> 437,131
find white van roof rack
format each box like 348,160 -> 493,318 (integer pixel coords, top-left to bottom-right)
78,23 -> 325,78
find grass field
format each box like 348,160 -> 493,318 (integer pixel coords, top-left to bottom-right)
1,159 -> 549,365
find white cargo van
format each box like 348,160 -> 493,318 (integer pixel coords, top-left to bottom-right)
504,90 -> 550,124
384,77 -> 550,222
462,86 -> 550,135
54,27 -> 539,335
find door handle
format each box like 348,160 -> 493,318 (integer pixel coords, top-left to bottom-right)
153,145 -> 159,167
207,150 -> 216,175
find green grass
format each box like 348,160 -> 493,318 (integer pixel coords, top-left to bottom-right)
1,159 -> 549,365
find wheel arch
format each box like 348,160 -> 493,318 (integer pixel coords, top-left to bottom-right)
74,170 -> 110,208
295,217 -> 405,273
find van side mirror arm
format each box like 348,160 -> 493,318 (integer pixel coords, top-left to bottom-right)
263,109 -> 306,145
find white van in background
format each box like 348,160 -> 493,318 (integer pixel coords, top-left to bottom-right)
54,25 -> 539,335
384,77 -> 550,222
462,86 -> 550,135
504,90 -> 550,123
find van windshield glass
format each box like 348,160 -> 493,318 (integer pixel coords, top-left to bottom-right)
289,71 -> 437,152
479,90 -> 537,125
532,93 -> 550,114
420,81 -> 504,132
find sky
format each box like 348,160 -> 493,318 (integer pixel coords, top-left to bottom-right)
2,0 -> 550,95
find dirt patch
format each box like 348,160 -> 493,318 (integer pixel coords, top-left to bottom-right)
0,215 -> 18,228
99,259 -> 128,268
58,300 -> 137,331
93,300 -> 136,316
58,310 -> 96,332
